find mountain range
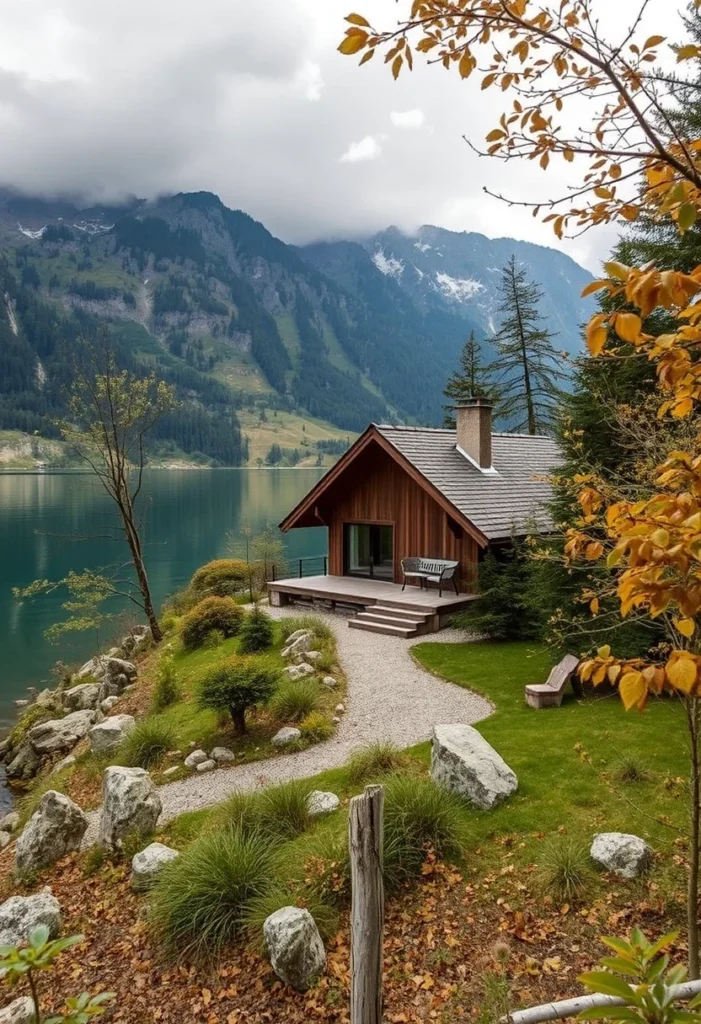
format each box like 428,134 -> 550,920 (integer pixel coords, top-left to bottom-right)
0,187 -> 594,467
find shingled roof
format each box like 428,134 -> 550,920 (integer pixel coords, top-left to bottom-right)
374,424 -> 561,541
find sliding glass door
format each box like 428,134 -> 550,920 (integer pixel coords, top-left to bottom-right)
344,523 -> 394,580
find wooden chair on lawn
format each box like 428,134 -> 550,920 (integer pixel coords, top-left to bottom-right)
525,654 -> 581,709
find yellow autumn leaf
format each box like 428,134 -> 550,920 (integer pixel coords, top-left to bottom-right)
339,32 -> 367,55
619,671 -> 647,711
674,617 -> 695,637
581,280 -> 609,297
667,656 -> 697,693
590,597 -> 599,615
643,34 -> 665,49
585,541 -> 604,560
614,312 -> 643,343
346,13 -> 370,27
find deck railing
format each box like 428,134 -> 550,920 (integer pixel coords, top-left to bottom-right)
270,554 -> 328,581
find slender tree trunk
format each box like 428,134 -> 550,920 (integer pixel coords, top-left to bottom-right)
28,968 -> 41,1024
510,270 -> 536,435
117,486 -> 162,642
231,707 -> 247,735
688,697 -> 701,978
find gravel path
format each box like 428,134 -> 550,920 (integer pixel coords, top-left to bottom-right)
84,609 -> 492,842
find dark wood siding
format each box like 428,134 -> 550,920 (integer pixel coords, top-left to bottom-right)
319,444 -> 478,591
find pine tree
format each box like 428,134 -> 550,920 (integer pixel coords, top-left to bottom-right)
442,331 -> 499,427
490,256 -> 565,434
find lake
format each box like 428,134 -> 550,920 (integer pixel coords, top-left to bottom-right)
0,468 -> 327,734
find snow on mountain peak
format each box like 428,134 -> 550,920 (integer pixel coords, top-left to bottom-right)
18,223 -> 46,240
413,241 -> 431,253
372,247 -> 404,278
434,271 -> 484,302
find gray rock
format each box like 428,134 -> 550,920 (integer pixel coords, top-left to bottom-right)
0,891 -> 61,945
76,656 -> 107,680
15,791 -> 89,873
322,676 -> 338,689
0,832 -> 10,850
590,833 -> 653,878
196,759 -> 216,773
335,704 -> 345,713
130,842 -> 179,891
0,997 -> 37,1023
62,683 -> 100,713
14,701 -> 29,710
98,767 -> 162,851
304,651 -> 323,663
51,754 -> 76,776
0,812 -> 20,833
284,629 -> 314,646
89,715 -> 136,754
264,906 -> 326,991
307,791 -> 340,817
284,663 -> 315,681
431,725 -> 518,810
100,696 -> 119,713
272,727 -> 301,747
34,689 -> 60,709
162,766 -> 179,777
28,710 -> 96,755
5,743 -> 41,782
184,749 -> 208,768
332,716 -> 341,724
282,634 -> 314,660
210,747 -> 236,764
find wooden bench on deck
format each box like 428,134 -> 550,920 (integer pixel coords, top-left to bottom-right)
525,654 -> 581,709
401,558 -> 459,598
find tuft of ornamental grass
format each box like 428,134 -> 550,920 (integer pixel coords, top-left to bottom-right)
149,827 -> 278,962
152,656 -> 180,711
300,711 -> 334,743
382,775 -> 469,889
537,837 -> 593,904
279,615 -> 334,644
346,740 -> 409,785
612,754 -> 652,785
218,779 -> 314,841
117,718 -> 176,770
242,886 -> 338,947
272,821 -> 352,909
269,679 -> 321,722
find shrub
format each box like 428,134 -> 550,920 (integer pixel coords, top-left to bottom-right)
383,775 -> 469,888
239,606 -> 275,654
538,838 -> 592,903
152,656 -> 180,711
274,823 -> 352,908
300,711 -> 334,743
454,546 -> 546,642
179,596 -> 244,650
149,828 -> 277,961
219,780 -> 313,840
269,679 -> 321,722
190,559 -> 251,598
118,718 -> 176,769
199,656 -> 279,734
203,628 -> 226,649
613,754 -> 651,784
279,615 -> 334,644
347,741 -> 408,784
161,586 -> 201,617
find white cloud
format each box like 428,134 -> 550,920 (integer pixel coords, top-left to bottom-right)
339,135 -> 382,163
297,60 -> 324,101
390,108 -> 425,129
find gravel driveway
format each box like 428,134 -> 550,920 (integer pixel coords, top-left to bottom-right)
84,609 -> 492,840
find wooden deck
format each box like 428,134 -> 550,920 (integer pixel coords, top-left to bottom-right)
268,574 -> 476,636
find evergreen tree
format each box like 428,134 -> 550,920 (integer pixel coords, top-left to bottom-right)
442,331 -> 499,427
490,256 -> 565,434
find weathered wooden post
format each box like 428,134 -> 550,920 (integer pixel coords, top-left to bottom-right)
349,783 -> 384,1024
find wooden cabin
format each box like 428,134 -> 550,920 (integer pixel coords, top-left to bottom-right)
271,400 -> 560,636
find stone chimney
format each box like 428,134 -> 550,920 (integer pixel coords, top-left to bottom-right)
454,398 -> 493,470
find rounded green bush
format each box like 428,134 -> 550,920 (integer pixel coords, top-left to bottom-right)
199,655 -> 279,734
238,606 -> 275,654
118,718 -> 176,769
269,679 -> 321,723
149,828 -> 276,961
190,559 -> 254,597
179,596 -> 244,650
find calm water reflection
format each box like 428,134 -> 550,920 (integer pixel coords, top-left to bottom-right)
0,469 -> 326,731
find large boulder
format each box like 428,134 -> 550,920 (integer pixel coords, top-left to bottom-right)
0,997 -> 37,1023
431,725 -> 518,810
5,743 -> 42,782
590,833 -> 653,878
0,891 -> 61,945
264,906 -> 326,991
282,634 -> 314,660
89,715 -> 135,754
28,710 -> 96,755
98,767 -> 162,850
284,663 -> 315,681
15,792 -> 89,873
130,842 -> 179,891
62,683 -> 100,712
307,791 -> 340,817
272,727 -> 301,747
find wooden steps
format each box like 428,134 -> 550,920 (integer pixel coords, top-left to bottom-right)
348,604 -> 433,638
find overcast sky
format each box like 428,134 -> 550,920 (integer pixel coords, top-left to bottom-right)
0,0 -> 682,272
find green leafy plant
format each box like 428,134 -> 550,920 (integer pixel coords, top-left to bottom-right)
117,718 -> 176,769
346,741 -> 409,784
179,596 -> 244,651
199,656 -> 279,734
269,679 -> 320,722
190,559 -> 251,598
0,924 -> 114,1024
238,606 -> 274,654
152,655 -> 180,711
577,929 -> 701,1024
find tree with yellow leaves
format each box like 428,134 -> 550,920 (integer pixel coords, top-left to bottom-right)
339,0 -> 701,973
